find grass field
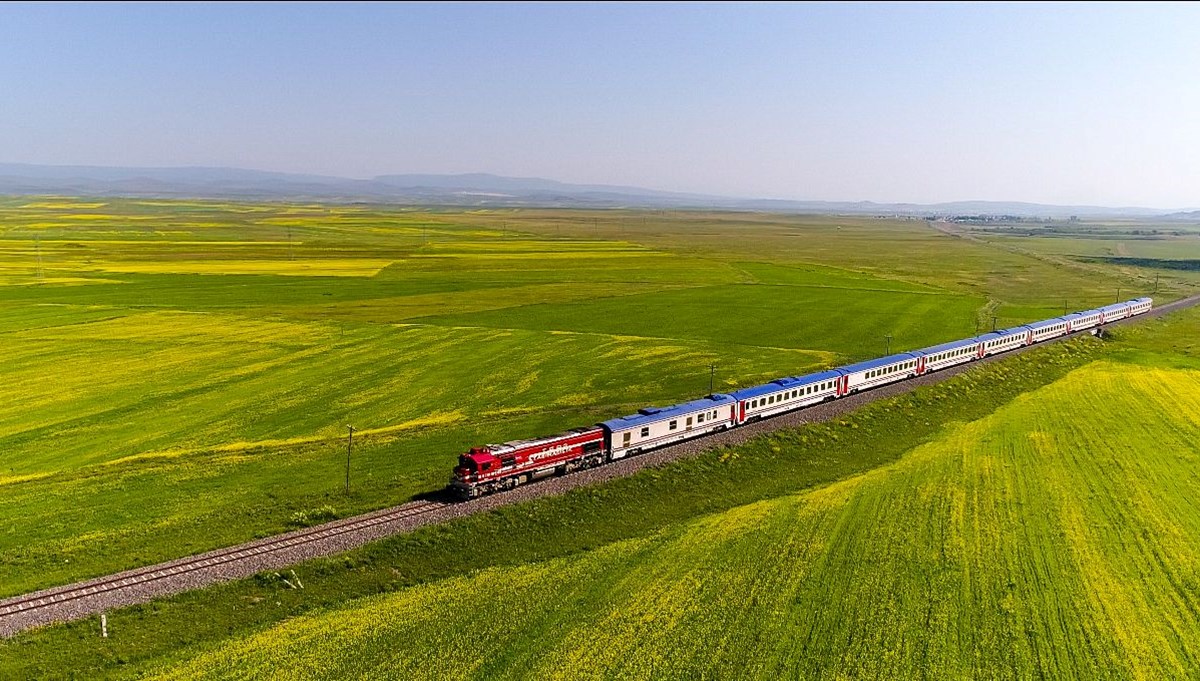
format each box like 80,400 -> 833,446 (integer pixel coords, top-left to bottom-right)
146,339 -> 1200,679
0,197 -> 1186,609
1,301 -> 1196,679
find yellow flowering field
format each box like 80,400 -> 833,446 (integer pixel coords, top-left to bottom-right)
156,360 -> 1200,679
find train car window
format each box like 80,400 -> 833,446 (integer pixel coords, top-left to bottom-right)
698,413 -> 705,423
669,420 -> 677,430
686,417 -> 693,427
640,427 -> 649,437
623,432 -> 631,445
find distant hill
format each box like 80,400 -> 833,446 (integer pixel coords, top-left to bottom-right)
0,163 -> 1188,218
1159,210 -> 1200,222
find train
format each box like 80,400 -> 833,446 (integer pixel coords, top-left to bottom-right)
449,297 -> 1152,499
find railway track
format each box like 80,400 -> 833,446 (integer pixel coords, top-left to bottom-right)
0,500 -> 449,636
2,292 -> 1198,638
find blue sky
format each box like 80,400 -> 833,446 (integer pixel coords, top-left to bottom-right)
2,2 -> 1198,206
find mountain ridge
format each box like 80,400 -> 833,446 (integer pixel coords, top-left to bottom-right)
0,163 -> 1191,218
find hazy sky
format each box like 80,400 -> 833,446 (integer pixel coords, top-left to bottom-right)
3,2 -> 1198,207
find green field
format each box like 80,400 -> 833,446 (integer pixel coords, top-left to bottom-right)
147,325 -> 1200,680
0,198 -> 1144,597
1,294 -> 1196,679
0,198 -> 1189,621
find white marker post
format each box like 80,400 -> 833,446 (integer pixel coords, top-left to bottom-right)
101,612 -> 107,638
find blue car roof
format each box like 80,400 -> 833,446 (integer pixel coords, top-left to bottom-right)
977,326 -> 1027,341
601,393 -> 735,430
1099,303 -> 1130,313
836,352 -> 919,375
1134,297 -> 1153,303
914,337 -> 979,356
730,370 -> 843,400
1025,316 -> 1069,330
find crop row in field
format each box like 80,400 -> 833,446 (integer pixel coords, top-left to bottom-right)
153,358 -> 1200,680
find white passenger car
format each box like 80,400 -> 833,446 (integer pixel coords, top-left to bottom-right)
601,394 -> 737,460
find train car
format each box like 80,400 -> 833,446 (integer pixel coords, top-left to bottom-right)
602,394 -> 736,460
1024,317 -> 1071,344
914,337 -> 982,373
450,426 -> 606,499
837,352 -> 921,394
731,370 -> 842,425
1129,297 -> 1153,316
447,296 -> 1157,501
1063,309 -> 1103,332
1098,302 -> 1132,323
976,326 -> 1029,356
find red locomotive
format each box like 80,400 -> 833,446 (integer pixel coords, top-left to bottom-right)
450,426 -> 607,499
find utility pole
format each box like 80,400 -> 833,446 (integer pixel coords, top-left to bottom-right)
1063,299 -> 1068,316
708,363 -> 717,394
991,316 -> 998,332
884,335 -> 893,355
344,425 -> 356,495
1115,287 -> 1121,303
1154,274 -> 1160,294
